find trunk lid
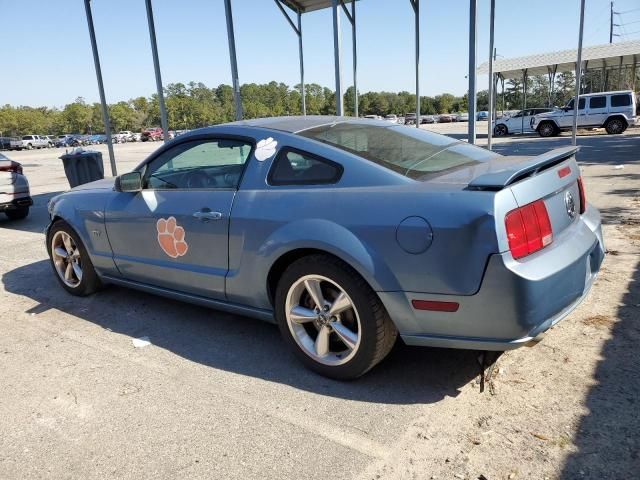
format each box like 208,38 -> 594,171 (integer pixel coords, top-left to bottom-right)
433,146 -> 582,240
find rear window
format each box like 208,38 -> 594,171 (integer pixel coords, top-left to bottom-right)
297,123 -> 494,180
611,94 -> 631,107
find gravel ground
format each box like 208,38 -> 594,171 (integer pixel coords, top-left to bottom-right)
0,131 -> 638,480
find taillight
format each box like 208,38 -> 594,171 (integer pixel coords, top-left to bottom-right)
0,161 -> 22,175
505,199 -> 553,259
577,176 -> 586,214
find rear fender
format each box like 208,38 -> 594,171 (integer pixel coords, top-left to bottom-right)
262,219 -> 401,291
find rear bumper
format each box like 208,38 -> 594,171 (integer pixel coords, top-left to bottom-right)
381,203 -> 604,351
0,196 -> 33,211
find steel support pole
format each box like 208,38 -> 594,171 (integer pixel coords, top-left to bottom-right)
332,0 -> 343,116
618,56 -> 623,89
351,0 -> 358,117
410,0 -> 420,128
298,11 -> 306,115
224,0 -> 242,121
467,0 -> 477,144
83,0 -> 116,176
487,0 -> 495,150
521,69 -> 527,134
572,0 -> 586,147
145,0 -> 169,143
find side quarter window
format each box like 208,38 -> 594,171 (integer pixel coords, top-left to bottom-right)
268,148 -> 343,186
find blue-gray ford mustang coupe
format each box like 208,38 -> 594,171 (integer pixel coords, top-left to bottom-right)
46,116 -> 604,379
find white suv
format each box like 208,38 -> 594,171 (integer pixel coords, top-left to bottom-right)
531,90 -> 637,137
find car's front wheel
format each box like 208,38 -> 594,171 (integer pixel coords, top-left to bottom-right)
538,121 -> 557,137
47,220 -> 101,296
275,254 -> 397,380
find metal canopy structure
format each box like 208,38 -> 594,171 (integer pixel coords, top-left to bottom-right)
478,40 -> 640,79
83,0 -> 594,173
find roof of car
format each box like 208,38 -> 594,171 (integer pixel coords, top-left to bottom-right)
225,115 -> 391,134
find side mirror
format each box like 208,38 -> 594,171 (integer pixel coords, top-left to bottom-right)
115,171 -> 142,192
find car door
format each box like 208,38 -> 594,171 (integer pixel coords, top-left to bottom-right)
104,136 -> 253,300
508,111 -> 524,133
586,95 -> 607,126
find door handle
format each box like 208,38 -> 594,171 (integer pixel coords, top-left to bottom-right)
193,210 -> 223,221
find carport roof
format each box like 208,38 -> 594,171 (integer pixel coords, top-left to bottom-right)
478,40 -> 640,79
280,0 -> 354,13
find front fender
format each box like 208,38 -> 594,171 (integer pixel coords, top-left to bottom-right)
47,190 -> 118,276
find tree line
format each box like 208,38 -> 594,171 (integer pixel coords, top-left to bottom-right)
0,73 -> 586,137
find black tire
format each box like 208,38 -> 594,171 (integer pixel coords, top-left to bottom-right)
5,207 -> 29,220
274,254 -> 397,380
46,220 -> 102,296
494,124 -> 508,137
604,117 -> 625,135
538,121 -> 557,137
27,143 -> 33,150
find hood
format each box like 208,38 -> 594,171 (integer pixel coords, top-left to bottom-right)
70,177 -> 115,192
534,109 -> 561,119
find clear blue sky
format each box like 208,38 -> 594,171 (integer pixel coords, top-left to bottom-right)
1,0 -> 639,107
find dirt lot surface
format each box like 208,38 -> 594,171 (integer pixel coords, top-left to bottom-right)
0,131 -> 638,480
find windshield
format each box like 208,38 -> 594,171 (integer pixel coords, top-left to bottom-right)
298,123 -> 495,180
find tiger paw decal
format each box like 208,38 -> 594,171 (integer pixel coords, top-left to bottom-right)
156,217 -> 188,258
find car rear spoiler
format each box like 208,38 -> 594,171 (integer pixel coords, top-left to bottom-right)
468,146 -> 579,190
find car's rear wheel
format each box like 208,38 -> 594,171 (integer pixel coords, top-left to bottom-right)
494,124 -> 508,136
275,254 -> 397,380
605,117 -> 625,135
5,207 -> 29,220
47,220 -> 101,296
538,121 -> 557,137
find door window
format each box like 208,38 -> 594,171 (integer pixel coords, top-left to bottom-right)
144,138 -> 252,190
566,98 -> 586,110
589,96 -> 606,109
268,149 -> 343,186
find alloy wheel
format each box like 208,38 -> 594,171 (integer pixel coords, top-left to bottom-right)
51,230 -> 83,288
285,274 -> 362,366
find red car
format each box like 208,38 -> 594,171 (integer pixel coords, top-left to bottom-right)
141,128 -> 163,142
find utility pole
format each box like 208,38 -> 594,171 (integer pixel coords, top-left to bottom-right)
609,2 -> 614,43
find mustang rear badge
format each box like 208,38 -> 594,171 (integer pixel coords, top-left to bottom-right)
565,191 -> 577,219
156,217 -> 188,258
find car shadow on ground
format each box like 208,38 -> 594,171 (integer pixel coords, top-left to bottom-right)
2,259 -> 484,405
560,258 -> 640,478
0,191 -> 62,234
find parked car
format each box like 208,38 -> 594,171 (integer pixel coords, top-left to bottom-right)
476,111 -> 489,121
438,114 -> 453,123
0,153 -> 32,220
404,113 -> 416,125
363,115 -> 382,120
531,90 -> 637,137
19,135 -> 49,150
384,114 -> 399,123
421,115 -> 435,124
455,112 -> 469,122
115,131 -> 134,143
493,108 -> 553,136
0,137 -> 21,150
141,127 -> 163,142
45,116 -> 603,379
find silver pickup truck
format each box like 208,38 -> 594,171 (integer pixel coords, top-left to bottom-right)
19,134 -> 49,150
